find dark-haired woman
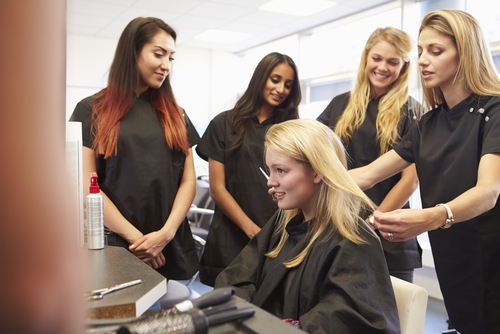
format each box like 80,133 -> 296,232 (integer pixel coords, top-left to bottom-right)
70,17 -> 199,280
196,52 -> 301,286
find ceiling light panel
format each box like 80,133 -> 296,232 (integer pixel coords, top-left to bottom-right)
259,0 -> 336,17
195,30 -> 252,43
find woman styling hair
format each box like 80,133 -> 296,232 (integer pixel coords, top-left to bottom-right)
350,9 -> 500,333
70,17 -> 200,279
196,52 -> 301,286
317,27 -> 422,282
216,119 -> 400,334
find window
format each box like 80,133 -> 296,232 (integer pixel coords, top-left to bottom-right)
309,79 -> 352,103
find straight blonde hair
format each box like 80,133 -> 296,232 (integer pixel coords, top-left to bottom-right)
419,9 -> 500,110
335,27 -> 416,155
264,119 -> 375,268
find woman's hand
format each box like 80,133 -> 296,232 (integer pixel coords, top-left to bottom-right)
130,148 -> 197,269
129,230 -> 174,263
245,224 -> 261,239
209,158 -> 263,239
374,153 -> 500,242
372,208 -> 445,242
146,252 -> 166,269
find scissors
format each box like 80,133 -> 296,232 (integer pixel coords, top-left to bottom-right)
86,279 -> 142,300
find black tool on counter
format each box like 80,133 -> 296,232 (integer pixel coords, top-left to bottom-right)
108,288 -> 255,334
202,302 -> 237,317
161,287 -> 235,316
116,306 -> 255,334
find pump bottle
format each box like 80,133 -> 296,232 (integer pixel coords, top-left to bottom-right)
87,172 -> 104,249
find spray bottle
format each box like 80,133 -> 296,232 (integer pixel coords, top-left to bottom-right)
87,172 -> 104,250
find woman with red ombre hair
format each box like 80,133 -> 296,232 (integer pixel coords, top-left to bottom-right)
70,17 -> 200,280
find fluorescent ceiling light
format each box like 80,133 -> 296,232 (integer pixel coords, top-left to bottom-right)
259,0 -> 336,17
195,30 -> 252,44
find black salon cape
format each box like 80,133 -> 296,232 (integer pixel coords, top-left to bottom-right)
317,92 -> 421,271
216,212 -> 400,334
394,93 -> 500,334
70,90 -> 200,280
195,110 -> 278,286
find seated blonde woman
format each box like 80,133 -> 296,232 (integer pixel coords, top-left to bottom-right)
215,119 -> 400,333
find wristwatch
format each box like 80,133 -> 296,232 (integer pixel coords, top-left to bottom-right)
435,203 -> 455,229
367,214 -> 375,227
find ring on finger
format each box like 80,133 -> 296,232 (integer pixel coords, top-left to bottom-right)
388,232 -> 394,240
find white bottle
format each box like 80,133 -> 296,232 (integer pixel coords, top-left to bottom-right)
87,172 -> 104,250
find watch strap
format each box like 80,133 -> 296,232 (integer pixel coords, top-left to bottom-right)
435,203 -> 455,229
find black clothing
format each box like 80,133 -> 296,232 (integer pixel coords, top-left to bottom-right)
70,90 -> 200,280
394,93 -> 500,334
195,110 -> 278,286
216,212 -> 401,334
317,92 -> 422,272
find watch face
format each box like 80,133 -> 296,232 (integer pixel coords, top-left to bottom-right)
442,219 -> 454,229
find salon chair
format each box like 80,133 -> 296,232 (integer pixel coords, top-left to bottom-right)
188,176 -> 215,236
158,234 -> 206,309
390,276 -> 428,334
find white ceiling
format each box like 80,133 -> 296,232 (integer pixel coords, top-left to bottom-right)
67,0 -> 394,54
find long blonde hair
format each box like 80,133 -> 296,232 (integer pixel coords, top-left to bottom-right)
264,119 -> 375,268
419,9 -> 500,110
335,27 -> 415,155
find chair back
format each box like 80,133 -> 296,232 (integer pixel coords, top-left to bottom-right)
390,276 -> 428,334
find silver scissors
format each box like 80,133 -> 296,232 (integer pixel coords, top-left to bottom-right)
86,279 -> 142,300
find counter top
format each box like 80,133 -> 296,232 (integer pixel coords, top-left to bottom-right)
86,246 -> 166,320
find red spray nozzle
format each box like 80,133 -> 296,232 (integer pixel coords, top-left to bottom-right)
89,172 -> 100,193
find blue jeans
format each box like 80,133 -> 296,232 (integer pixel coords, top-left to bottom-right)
148,279 -> 168,310
148,300 -> 161,310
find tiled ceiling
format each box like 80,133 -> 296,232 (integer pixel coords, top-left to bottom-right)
67,0 -> 394,54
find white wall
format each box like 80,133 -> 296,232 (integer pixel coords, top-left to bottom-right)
171,47 -> 240,126
66,34 -> 240,128
66,34 -> 116,118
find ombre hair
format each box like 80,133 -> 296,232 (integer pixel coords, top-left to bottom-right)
264,119 -> 374,268
229,52 -> 301,151
335,27 -> 418,155
91,17 -> 188,158
419,9 -> 500,110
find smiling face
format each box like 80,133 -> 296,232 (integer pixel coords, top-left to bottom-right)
136,29 -> 176,95
261,62 -> 295,111
417,27 -> 459,94
266,148 -> 321,222
365,40 -> 405,99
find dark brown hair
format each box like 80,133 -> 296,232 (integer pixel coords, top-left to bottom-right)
230,52 -> 301,151
92,17 -> 188,158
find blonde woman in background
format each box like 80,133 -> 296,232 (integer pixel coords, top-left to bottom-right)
216,119 -> 400,334
317,27 -> 422,283
350,10 -> 500,333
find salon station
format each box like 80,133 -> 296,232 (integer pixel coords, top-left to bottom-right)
3,0 -> 500,333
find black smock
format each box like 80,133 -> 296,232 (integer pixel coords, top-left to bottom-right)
394,93 -> 500,334
317,92 -> 422,272
70,90 -> 200,280
215,212 -> 401,334
195,110 -> 278,286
